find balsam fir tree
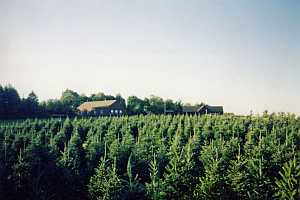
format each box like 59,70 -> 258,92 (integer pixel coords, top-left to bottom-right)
274,158 -> 300,200
88,157 -> 122,200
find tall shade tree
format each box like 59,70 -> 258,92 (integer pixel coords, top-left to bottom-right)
19,91 -> 39,117
127,96 -> 145,115
145,95 -> 164,114
60,89 -> 80,114
1,85 -> 21,117
0,85 -> 4,117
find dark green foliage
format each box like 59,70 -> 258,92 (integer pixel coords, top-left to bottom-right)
1,84 -> 185,118
0,84 -> 127,118
144,95 -> 165,114
0,84 -> 21,118
60,89 -> 81,112
0,113 -> 299,200
127,96 -> 146,115
194,138 -> 238,199
88,158 -> 122,200
62,130 -> 86,175
146,154 -> 166,200
274,158 -> 300,199
121,154 -> 146,200
163,137 -> 199,199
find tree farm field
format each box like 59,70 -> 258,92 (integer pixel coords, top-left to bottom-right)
0,114 -> 299,199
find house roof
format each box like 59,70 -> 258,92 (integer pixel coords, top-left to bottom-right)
206,106 -> 223,113
183,104 -> 223,113
198,105 -> 223,113
182,105 -> 199,113
77,100 -> 116,112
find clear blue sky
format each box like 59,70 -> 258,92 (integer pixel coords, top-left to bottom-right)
1,0 -> 299,115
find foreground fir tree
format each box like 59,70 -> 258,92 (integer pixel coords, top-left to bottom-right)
146,154 -> 166,200
274,158 -> 300,200
88,158 -> 122,200
122,154 -> 145,200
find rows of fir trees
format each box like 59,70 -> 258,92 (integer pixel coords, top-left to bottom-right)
0,113 -> 299,199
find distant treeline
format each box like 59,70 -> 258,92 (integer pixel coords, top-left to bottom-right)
0,84 -> 184,119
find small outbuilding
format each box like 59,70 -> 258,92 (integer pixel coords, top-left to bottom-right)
77,100 -> 125,116
182,104 -> 223,115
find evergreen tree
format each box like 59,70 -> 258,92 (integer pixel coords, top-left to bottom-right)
122,154 -> 145,200
88,158 -> 122,200
64,130 -> 85,176
274,158 -> 300,199
146,154 -> 166,200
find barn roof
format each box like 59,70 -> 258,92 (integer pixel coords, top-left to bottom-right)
77,100 -> 116,112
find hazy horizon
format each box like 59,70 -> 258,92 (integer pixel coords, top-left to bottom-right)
1,0 -> 300,115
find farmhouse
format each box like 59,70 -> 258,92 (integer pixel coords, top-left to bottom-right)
182,104 -> 223,115
77,100 -> 125,116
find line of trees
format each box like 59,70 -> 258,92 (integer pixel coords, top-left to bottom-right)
0,85 -> 39,118
0,84 -> 183,119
